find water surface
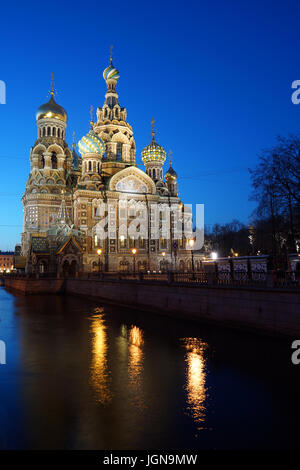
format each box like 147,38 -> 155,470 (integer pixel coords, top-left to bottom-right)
0,287 -> 298,449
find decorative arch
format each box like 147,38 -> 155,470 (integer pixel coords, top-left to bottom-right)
32,143 -> 47,155
47,143 -> 64,155
109,167 -> 156,194
111,131 -> 129,144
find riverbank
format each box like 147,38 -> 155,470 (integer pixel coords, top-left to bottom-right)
4,277 -> 300,336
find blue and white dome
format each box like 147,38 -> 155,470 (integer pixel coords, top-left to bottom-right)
103,64 -> 120,82
78,130 -> 105,156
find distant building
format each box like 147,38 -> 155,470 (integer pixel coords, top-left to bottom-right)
0,252 -> 14,273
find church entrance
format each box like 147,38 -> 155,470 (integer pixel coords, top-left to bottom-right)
62,259 -> 78,277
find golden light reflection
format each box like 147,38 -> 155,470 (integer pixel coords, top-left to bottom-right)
90,308 -> 112,404
128,326 -> 146,410
182,338 -> 208,426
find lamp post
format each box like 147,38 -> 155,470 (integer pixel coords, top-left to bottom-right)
131,248 -> 137,275
162,251 -> 166,272
97,248 -> 102,275
188,239 -> 195,278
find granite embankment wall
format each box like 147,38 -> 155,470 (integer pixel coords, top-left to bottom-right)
4,278 -> 65,294
4,277 -> 300,336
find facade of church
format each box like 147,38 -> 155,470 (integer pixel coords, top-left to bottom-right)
21,57 -> 200,276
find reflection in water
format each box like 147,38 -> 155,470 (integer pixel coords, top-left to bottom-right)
182,338 -> 208,427
128,326 -> 146,411
90,308 -> 112,404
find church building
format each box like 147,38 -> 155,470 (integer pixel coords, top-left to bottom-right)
21,53 -> 200,276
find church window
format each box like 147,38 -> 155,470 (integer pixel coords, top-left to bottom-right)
160,236 -> 166,248
139,236 -> 145,248
57,128 -> 60,138
51,152 -> 57,169
119,235 -> 126,248
116,142 -> 122,160
53,127 -> 56,137
39,155 -> 45,169
47,127 -> 51,136
153,169 -> 156,179
88,161 -> 92,171
43,127 -> 46,137
129,237 -> 135,248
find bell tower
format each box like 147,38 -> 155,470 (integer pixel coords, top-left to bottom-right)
94,47 -> 136,176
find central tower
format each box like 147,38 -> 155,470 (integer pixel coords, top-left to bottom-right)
94,47 -> 136,176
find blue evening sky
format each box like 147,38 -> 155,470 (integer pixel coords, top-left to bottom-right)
0,0 -> 300,250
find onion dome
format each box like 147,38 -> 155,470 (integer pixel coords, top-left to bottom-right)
165,166 -> 177,181
103,64 -> 120,81
78,130 -> 105,156
141,140 -> 167,164
36,95 -> 67,122
141,119 -> 166,164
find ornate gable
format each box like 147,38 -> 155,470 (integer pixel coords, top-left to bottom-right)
109,166 -> 156,194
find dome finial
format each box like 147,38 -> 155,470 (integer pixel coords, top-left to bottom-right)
50,72 -> 55,96
169,149 -> 173,167
90,105 -> 94,129
151,117 -> 155,141
110,44 -> 113,66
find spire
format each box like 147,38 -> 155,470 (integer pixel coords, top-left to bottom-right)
169,149 -> 173,167
110,44 -> 113,66
50,72 -> 55,97
90,105 -> 94,129
151,117 -> 155,142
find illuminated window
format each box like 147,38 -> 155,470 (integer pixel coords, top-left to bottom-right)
160,237 -> 166,248
119,236 -> 126,248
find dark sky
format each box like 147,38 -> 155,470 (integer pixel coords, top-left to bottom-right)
1,0 -> 300,249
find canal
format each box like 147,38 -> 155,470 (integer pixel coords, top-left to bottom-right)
0,286 -> 299,449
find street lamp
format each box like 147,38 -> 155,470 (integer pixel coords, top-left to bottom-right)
131,248 -> 137,275
97,248 -> 102,274
162,251 -> 166,272
188,239 -> 195,277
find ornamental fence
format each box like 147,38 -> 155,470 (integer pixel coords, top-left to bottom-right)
2,270 -> 300,289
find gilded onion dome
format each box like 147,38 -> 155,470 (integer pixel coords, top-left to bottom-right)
165,166 -> 177,181
36,95 -> 67,122
78,130 -> 105,156
141,119 -> 166,164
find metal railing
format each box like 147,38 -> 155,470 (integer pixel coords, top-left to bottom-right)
2,270 -> 300,289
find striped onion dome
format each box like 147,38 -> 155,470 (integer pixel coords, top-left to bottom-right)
103,64 -> 120,81
141,139 -> 167,164
78,130 -> 105,156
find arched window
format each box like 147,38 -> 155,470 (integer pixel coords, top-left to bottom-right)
116,142 -> 122,160
88,161 -> 92,171
153,169 -> 156,180
43,127 -> 46,137
47,127 -> 51,136
51,152 -> 57,169
39,155 -> 45,169
53,127 -> 56,137
57,128 -> 60,138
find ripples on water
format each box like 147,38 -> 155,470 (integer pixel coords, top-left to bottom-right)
0,288 -> 299,449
